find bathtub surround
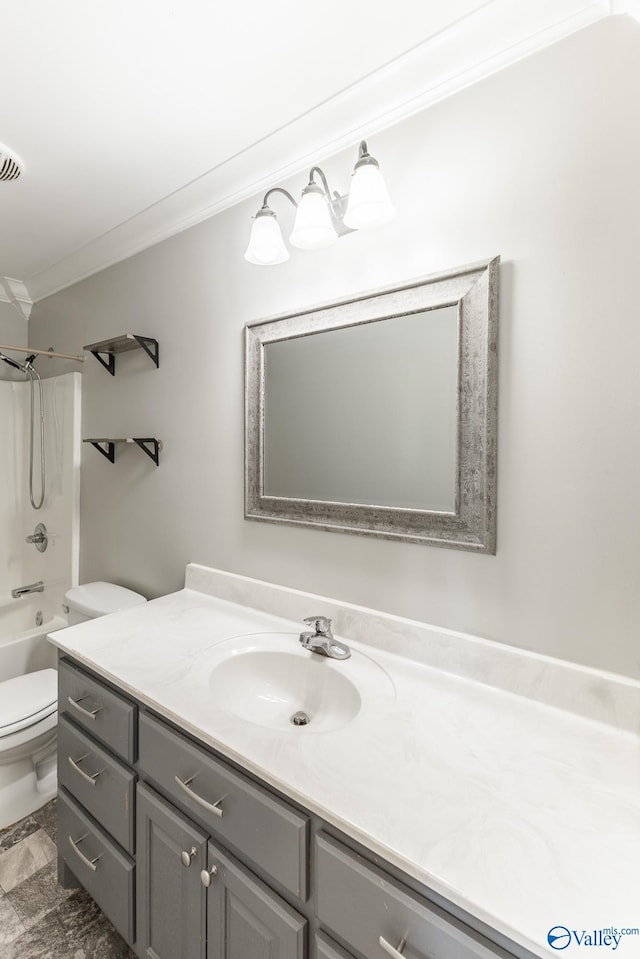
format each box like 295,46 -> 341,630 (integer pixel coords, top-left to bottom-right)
48,563 -> 640,959
0,800 -> 134,958
0,372 -> 81,622
28,18 -> 640,681
0,371 -> 80,829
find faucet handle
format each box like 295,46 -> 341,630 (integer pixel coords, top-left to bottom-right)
303,615 -> 332,635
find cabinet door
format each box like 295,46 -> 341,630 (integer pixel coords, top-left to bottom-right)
137,783 -> 208,959
207,842 -> 306,959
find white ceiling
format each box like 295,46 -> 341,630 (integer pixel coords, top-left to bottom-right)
0,0 -> 628,306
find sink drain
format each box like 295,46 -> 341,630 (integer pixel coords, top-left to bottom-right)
291,710 -> 310,727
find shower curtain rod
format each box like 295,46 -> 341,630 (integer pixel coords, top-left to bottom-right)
0,342 -> 85,362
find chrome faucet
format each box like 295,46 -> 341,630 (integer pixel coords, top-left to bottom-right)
299,616 -> 351,660
11,581 -> 44,599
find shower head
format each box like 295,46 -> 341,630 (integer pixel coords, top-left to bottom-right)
0,351 -> 26,372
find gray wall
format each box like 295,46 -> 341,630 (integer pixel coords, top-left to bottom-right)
28,18 -> 640,678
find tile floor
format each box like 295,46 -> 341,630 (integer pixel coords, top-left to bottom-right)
0,799 -> 135,959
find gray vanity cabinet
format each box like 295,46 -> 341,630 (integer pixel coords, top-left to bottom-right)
136,783 -> 208,959
57,655 -> 536,959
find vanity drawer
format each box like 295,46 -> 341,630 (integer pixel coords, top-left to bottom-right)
59,657 -> 137,763
138,711 -> 308,900
316,833 -> 508,959
58,715 -> 136,854
58,787 -> 135,945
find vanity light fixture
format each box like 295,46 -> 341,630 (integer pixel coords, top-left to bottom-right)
244,141 -> 394,266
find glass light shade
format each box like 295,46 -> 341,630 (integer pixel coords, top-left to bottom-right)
244,211 -> 289,265
289,191 -> 338,250
343,164 -> 395,230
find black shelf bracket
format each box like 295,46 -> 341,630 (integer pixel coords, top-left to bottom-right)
91,350 -> 116,376
132,336 -> 159,369
88,440 -> 116,463
133,437 -> 162,466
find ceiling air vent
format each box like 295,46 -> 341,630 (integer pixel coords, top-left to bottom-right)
0,145 -> 23,182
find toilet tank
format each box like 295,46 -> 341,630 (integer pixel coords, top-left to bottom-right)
65,582 -> 147,626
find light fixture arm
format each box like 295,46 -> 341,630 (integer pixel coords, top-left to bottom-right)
261,186 -> 298,211
354,140 -> 379,169
308,166 -> 345,219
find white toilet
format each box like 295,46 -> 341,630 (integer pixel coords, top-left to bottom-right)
0,668 -> 59,827
0,669 -> 58,765
65,581 -> 147,625
0,581 -> 146,828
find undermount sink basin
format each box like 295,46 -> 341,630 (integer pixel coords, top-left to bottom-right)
205,632 -> 394,733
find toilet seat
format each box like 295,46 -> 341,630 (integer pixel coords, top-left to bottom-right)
0,669 -> 57,738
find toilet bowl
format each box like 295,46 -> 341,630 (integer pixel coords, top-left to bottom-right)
0,582 -> 146,828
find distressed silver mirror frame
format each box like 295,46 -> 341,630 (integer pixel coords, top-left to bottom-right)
245,256 -> 499,553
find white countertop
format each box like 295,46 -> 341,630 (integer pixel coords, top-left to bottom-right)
49,569 -> 640,959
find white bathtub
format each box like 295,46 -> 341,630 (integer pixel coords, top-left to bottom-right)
0,603 -> 66,680
0,599 -> 67,828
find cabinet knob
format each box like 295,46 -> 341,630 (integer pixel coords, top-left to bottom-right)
200,864 -> 218,887
180,846 -> 198,868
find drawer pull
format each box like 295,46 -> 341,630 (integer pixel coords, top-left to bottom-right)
69,834 -> 102,872
180,846 -> 198,868
379,936 -> 407,959
67,694 -> 103,721
68,754 -> 103,786
174,775 -> 224,817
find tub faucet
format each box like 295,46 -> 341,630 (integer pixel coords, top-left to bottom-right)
11,581 -> 44,599
299,616 -> 351,660
25,523 -> 48,552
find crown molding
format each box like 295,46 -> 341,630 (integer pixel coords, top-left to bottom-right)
0,277 -> 33,320
28,0 -> 613,302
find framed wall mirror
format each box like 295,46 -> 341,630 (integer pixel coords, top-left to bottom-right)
245,257 -> 499,552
